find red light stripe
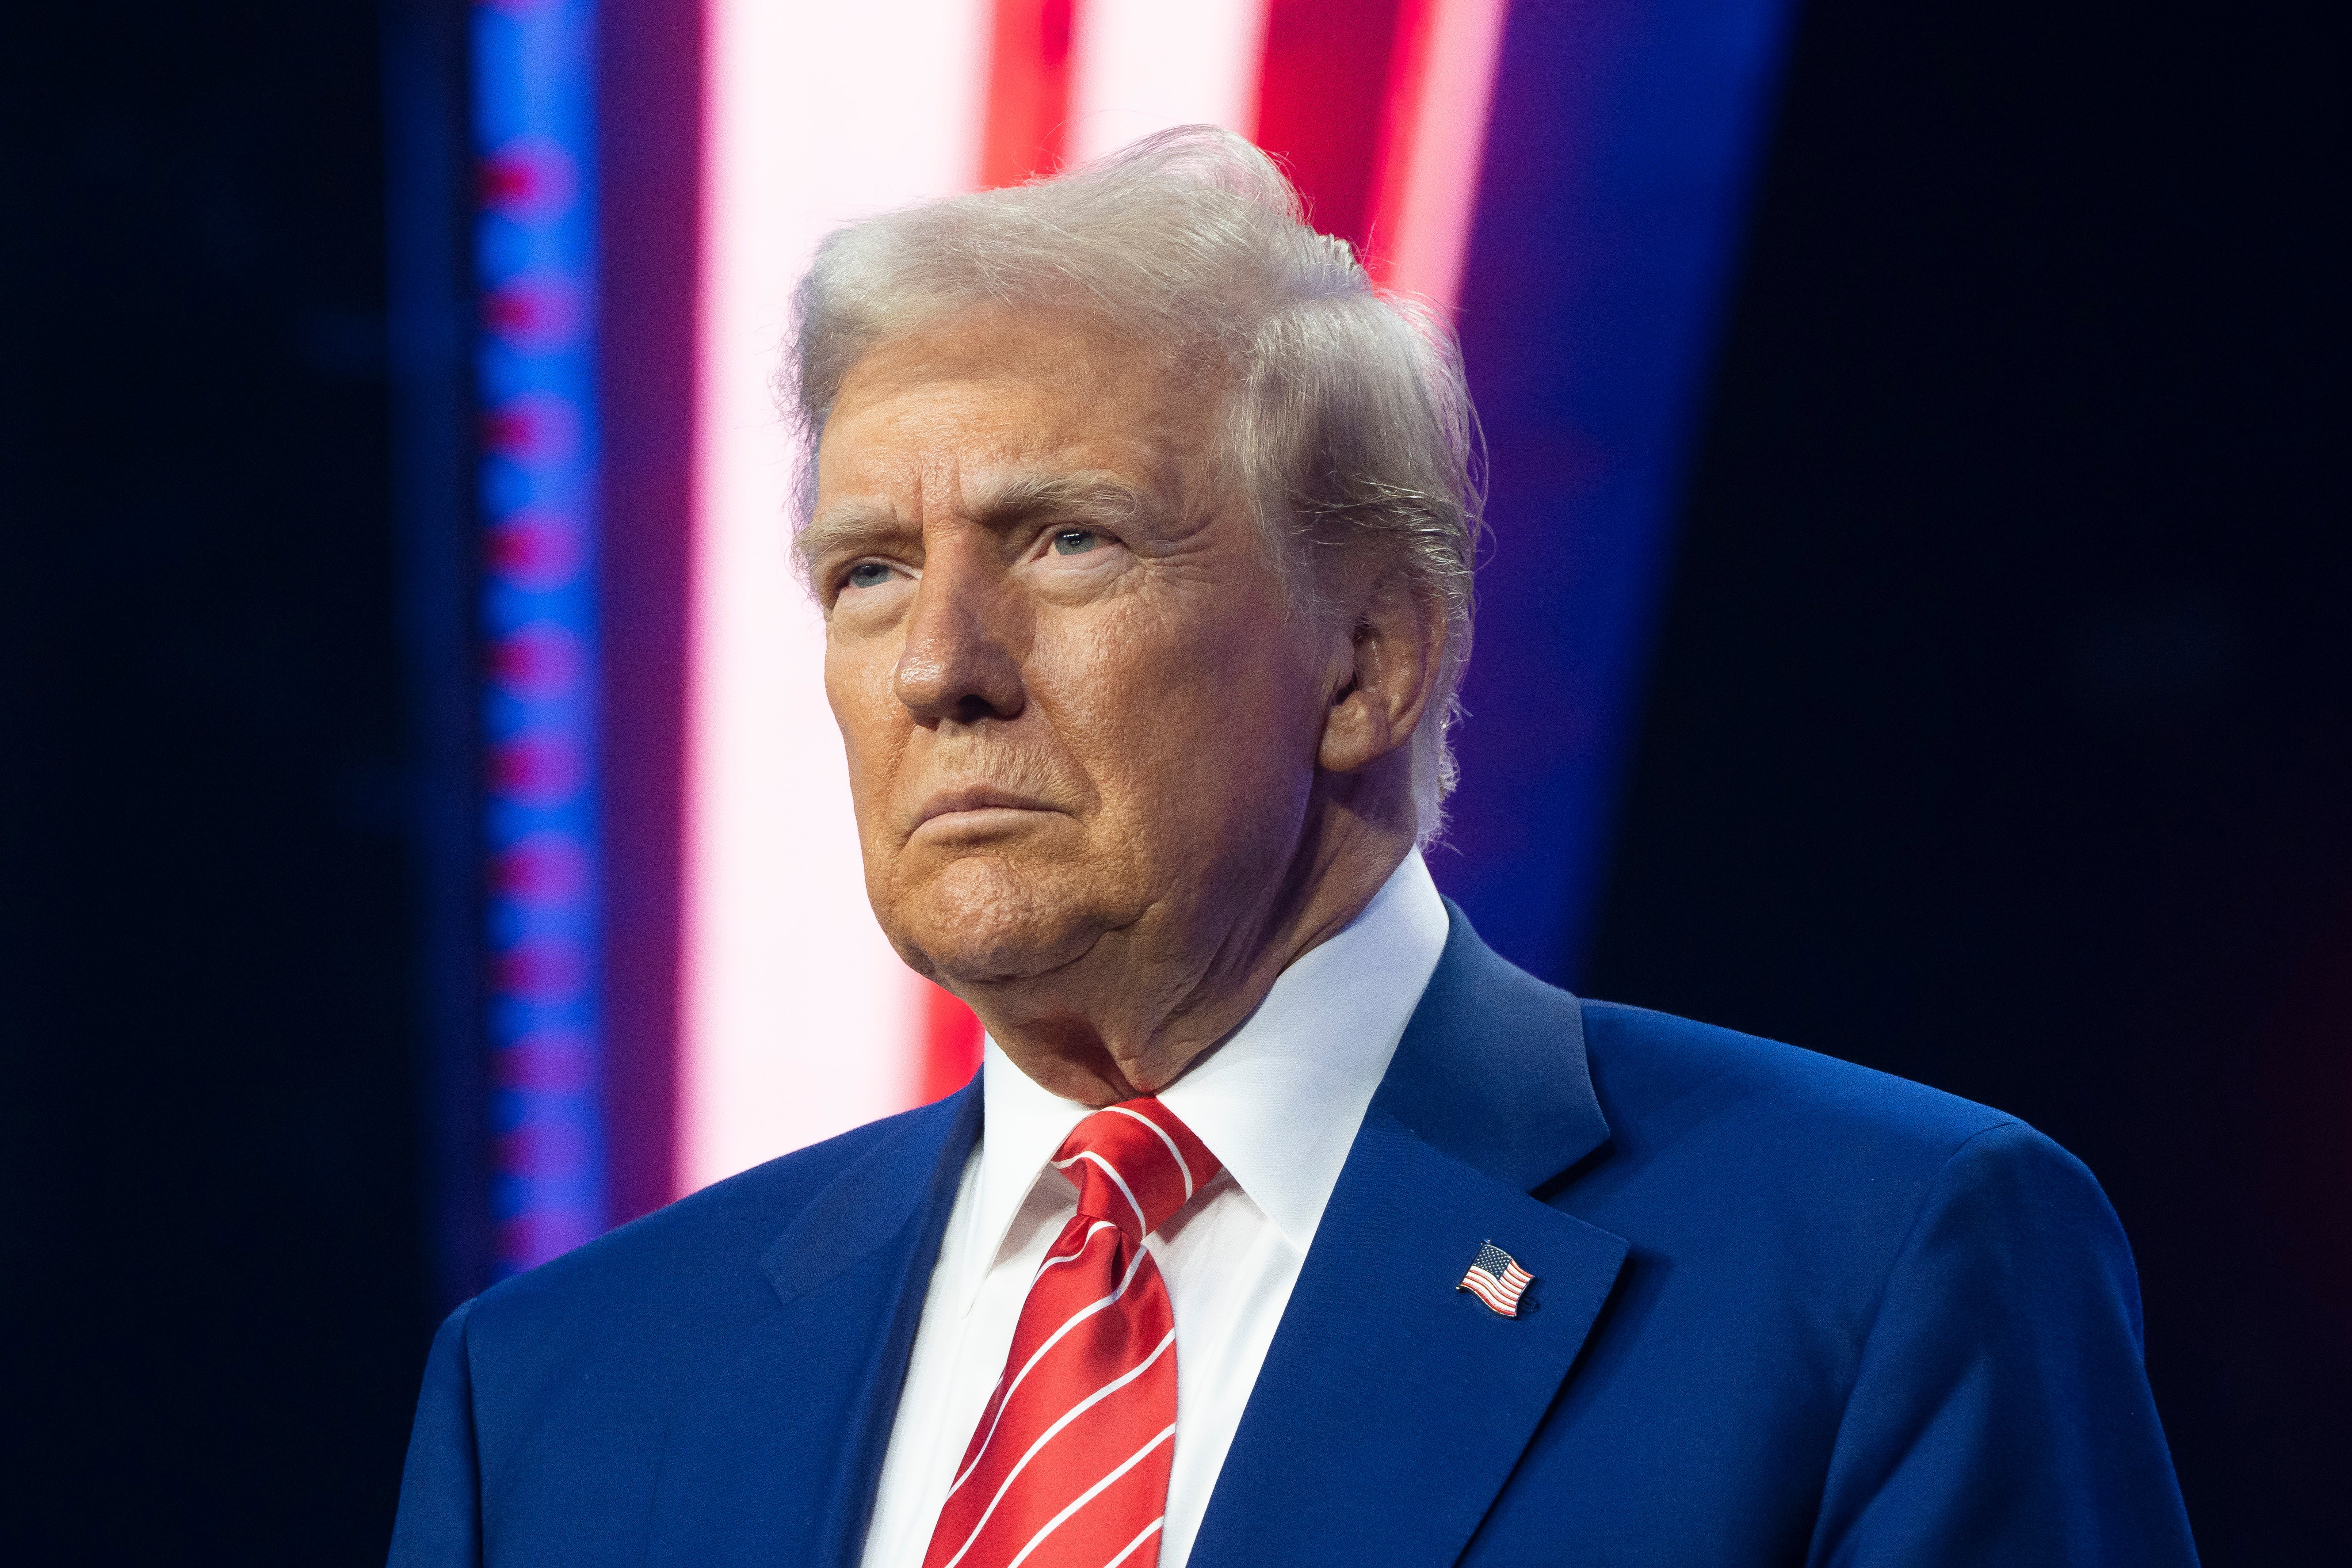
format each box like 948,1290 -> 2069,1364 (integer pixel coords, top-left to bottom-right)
1361,0 -> 1436,280
981,0 -> 1078,187
1253,0 -> 1412,251
920,978 -> 986,1103
1256,0 -> 1506,303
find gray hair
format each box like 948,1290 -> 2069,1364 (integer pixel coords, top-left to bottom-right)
784,125 -> 1482,842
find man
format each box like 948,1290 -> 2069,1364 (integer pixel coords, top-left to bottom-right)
390,129 -> 2197,1566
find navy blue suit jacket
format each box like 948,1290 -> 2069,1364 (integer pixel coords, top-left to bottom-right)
389,906 -> 2197,1564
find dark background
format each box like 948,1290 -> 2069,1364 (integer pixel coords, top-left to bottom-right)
1588,1 -> 2346,1559
2,1 -> 2340,1563
2,0 -> 430,1562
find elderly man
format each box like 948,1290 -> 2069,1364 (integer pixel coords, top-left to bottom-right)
390,130 -> 2196,1568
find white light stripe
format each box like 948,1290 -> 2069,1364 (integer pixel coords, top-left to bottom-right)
947,1237 -> 1154,1499
1065,0 -> 1268,164
1052,1150 -> 1149,1236
938,1329 -> 1179,1568
1101,1517 -> 1166,1568
1004,1426 -> 1178,1568
1102,1104 -> 1193,1200
680,0 -> 993,1195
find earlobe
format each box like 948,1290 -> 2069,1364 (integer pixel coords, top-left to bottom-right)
1317,576 -> 1442,775
1318,690 -> 1379,774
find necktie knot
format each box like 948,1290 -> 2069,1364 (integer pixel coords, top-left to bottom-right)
1050,1099 -> 1219,1243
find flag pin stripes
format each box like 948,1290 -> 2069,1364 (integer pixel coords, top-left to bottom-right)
1459,1240 -> 1535,1317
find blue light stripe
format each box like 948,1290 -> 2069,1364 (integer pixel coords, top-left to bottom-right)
472,0 -> 606,1274
1440,0 -> 1795,984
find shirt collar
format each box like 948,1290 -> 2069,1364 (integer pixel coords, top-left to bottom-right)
966,851 -> 1451,1300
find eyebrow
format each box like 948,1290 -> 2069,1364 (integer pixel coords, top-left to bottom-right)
794,498 -> 905,579
794,469 -> 1155,576
966,469 -> 1153,532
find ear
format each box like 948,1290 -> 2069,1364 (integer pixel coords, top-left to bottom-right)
1319,572 -> 1446,775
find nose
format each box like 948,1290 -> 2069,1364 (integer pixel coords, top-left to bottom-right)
893,540 -> 1027,727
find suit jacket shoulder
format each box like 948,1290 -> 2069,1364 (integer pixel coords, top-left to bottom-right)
466,1107 -> 911,1362
1468,995 -> 2189,1566
1582,996 -> 2018,1153
389,1095 -> 981,1568
1570,996 -> 2033,1247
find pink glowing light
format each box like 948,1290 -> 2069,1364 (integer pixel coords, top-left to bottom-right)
1364,0 -> 1510,308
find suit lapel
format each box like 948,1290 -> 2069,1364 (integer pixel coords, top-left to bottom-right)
645,1083 -> 982,1568
1191,905 -> 1627,1565
1363,898 -> 1610,1188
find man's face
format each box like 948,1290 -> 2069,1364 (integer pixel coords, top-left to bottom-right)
808,309 -> 1338,993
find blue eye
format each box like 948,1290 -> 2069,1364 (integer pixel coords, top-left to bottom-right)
1051,529 -> 1099,556
844,562 -> 894,590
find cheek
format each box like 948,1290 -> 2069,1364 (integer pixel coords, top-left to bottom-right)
824,630 -> 907,809
1050,595 -> 1320,811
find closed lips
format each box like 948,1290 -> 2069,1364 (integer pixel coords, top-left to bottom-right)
912,788 -> 1057,829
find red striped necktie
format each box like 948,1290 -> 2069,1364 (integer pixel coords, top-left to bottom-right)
921,1098 -> 1220,1568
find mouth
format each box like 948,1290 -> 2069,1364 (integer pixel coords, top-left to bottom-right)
909,785 -> 1061,837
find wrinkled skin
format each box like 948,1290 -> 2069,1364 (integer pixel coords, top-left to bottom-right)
807,306 -> 1445,1105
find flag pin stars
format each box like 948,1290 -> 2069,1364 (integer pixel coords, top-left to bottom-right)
1458,1240 -> 1535,1317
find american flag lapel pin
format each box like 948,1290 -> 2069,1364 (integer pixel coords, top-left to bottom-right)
1458,1240 -> 1535,1317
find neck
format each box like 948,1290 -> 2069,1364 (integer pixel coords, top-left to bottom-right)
962,790 -> 1417,1106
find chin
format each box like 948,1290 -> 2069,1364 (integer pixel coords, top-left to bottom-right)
885,851 -> 1100,986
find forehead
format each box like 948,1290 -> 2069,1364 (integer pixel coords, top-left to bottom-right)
815,308 -> 1202,503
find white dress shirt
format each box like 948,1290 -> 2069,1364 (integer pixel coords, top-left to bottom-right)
857,851 -> 1451,1568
